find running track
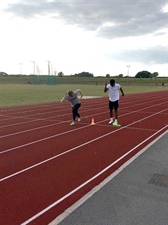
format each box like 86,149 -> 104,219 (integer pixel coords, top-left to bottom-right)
0,90 -> 168,225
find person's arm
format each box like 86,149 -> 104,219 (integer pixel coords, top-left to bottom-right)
120,87 -> 124,96
104,80 -> 108,93
61,93 -> 67,102
77,89 -> 83,99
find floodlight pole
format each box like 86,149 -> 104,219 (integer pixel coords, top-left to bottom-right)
47,60 -> 50,75
19,63 -> 23,75
31,61 -> 36,75
126,65 -> 130,84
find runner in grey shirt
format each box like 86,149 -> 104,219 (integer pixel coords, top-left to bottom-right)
61,89 -> 83,125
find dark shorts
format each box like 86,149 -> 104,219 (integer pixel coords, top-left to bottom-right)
72,103 -> 81,110
109,100 -> 119,110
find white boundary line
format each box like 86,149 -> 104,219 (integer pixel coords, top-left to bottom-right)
1,103 -> 167,154
0,95 -> 167,128
50,129 -> 168,225
1,108 -> 167,181
20,127 -> 168,225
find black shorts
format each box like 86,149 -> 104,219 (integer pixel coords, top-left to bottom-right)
109,100 -> 119,110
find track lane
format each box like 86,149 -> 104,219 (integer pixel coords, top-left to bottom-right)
1,106 -> 167,182
1,125 -> 167,225
1,98 -> 167,153
1,94 -> 167,139
0,101 -> 167,179
0,91 -> 168,225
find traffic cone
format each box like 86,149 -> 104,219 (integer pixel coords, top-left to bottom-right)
91,118 -> 95,125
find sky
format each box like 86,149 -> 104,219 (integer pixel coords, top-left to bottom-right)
0,0 -> 168,77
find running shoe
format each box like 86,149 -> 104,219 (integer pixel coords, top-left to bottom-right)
113,121 -> 121,127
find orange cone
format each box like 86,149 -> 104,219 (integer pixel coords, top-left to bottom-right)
91,118 -> 95,125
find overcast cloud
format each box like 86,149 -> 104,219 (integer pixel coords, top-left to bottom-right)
1,0 -> 168,76
5,0 -> 167,37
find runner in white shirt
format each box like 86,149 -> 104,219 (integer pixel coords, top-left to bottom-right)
104,79 -> 124,126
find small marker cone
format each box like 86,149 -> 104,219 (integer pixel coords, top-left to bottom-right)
91,118 -> 95,125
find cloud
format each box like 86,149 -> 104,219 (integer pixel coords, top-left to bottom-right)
109,46 -> 168,64
4,0 -> 168,39
2,0 -> 168,76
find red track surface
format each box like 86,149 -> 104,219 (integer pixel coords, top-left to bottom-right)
0,91 -> 168,225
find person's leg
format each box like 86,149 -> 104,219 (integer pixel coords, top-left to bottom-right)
113,101 -> 121,126
114,101 -> 119,122
109,101 -> 114,124
110,109 -> 113,118
114,109 -> 118,121
75,103 -> 81,118
70,107 -> 75,125
72,103 -> 81,122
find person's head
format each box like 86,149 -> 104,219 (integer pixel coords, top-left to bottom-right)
67,90 -> 74,96
110,79 -> 115,87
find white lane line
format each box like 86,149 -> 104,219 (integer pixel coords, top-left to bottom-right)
52,129 -> 168,225
1,96 -> 167,128
0,101 -> 105,122
20,126 -> 168,225
1,109 -> 167,181
0,93 -> 166,121
1,101 -> 167,153
0,124 -> 91,154
0,122 -> 117,181
0,114 -> 68,128
0,105 -> 106,128
0,120 -> 69,138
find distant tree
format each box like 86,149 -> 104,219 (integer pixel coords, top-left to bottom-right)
118,74 -> 123,78
58,71 -> 64,76
73,72 -> 94,77
152,72 -> 159,78
0,72 -> 8,76
135,70 -> 151,78
106,74 -> 110,78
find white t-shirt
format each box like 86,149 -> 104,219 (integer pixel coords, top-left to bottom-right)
106,83 -> 121,102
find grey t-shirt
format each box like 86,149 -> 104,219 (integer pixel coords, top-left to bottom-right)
65,90 -> 80,106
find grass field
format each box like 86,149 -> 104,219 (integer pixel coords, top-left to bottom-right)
0,84 -> 167,107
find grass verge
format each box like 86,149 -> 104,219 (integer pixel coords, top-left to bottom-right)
0,84 -> 167,107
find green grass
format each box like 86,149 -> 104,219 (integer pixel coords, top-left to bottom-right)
0,84 -> 167,107
1,75 -> 168,85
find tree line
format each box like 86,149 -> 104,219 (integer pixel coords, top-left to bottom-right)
0,70 -> 160,78
57,70 -> 159,78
